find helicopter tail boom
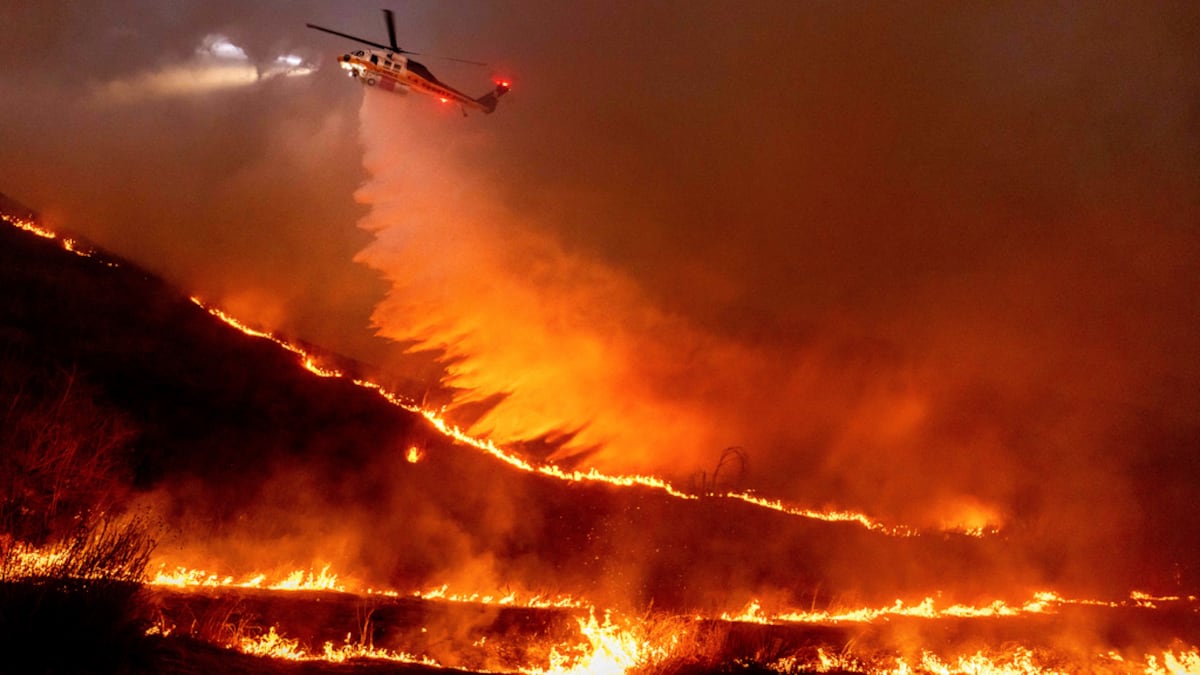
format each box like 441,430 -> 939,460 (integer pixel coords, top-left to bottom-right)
473,82 -> 511,114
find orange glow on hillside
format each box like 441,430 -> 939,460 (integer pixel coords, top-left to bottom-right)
2,213 -> 103,262
185,294 -> 988,538
0,214 -> 999,538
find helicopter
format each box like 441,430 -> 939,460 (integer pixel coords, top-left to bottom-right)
306,10 -> 509,115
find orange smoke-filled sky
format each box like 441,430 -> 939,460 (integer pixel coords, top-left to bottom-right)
1,1 -> 1198,570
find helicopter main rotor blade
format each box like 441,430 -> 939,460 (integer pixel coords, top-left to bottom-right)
407,52 -> 489,67
306,23 -> 395,52
380,7 -> 485,66
383,9 -> 400,52
307,15 -> 483,65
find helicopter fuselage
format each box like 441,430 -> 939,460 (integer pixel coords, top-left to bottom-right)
338,49 -> 497,113
308,10 -> 508,115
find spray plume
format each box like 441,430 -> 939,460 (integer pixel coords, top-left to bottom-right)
350,90 -> 1018,537
354,97 -> 728,474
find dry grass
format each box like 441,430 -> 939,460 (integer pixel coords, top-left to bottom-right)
0,515 -> 157,672
0,366 -> 136,545
0,358 -> 157,672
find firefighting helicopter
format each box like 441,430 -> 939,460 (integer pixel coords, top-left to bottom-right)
306,9 -> 509,115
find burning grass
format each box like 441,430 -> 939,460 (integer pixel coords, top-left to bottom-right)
138,561 -> 1200,675
3,213 -> 1200,674
0,516 -> 158,672
0,316 -> 159,671
143,585 -> 1200,675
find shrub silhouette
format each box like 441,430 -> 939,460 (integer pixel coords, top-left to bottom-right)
1,366 -> 136,544
0,361 -> 157,672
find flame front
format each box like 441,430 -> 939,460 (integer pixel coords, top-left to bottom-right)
2,213 -> 103,262
718,591 -> 1114,626
188,295 -> 974,538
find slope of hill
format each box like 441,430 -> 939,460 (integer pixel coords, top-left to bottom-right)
0,200 -> 1023,608
4,203 -> 1200,674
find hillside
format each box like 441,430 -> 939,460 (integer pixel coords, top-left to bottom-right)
3,204 -> 1200,673
0,198 -> 1033,601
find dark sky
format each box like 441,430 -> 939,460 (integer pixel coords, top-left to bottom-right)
2,1 -> 1199,569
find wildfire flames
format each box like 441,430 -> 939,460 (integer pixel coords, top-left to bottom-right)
150,564 -> 345,593
188,296 -> 961,538
5,213 -> 1200,674
115,295 -> 1200,673
228,627 -> 1200,675
135,558 -> 1200,674
138,558 -> 1200,673
4,214 -> 103,262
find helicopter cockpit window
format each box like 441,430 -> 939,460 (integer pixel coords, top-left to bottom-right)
370,54 -> 378,64
354,50 -> 364,56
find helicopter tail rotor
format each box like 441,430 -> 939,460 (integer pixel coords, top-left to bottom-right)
473,80 -> 511,114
